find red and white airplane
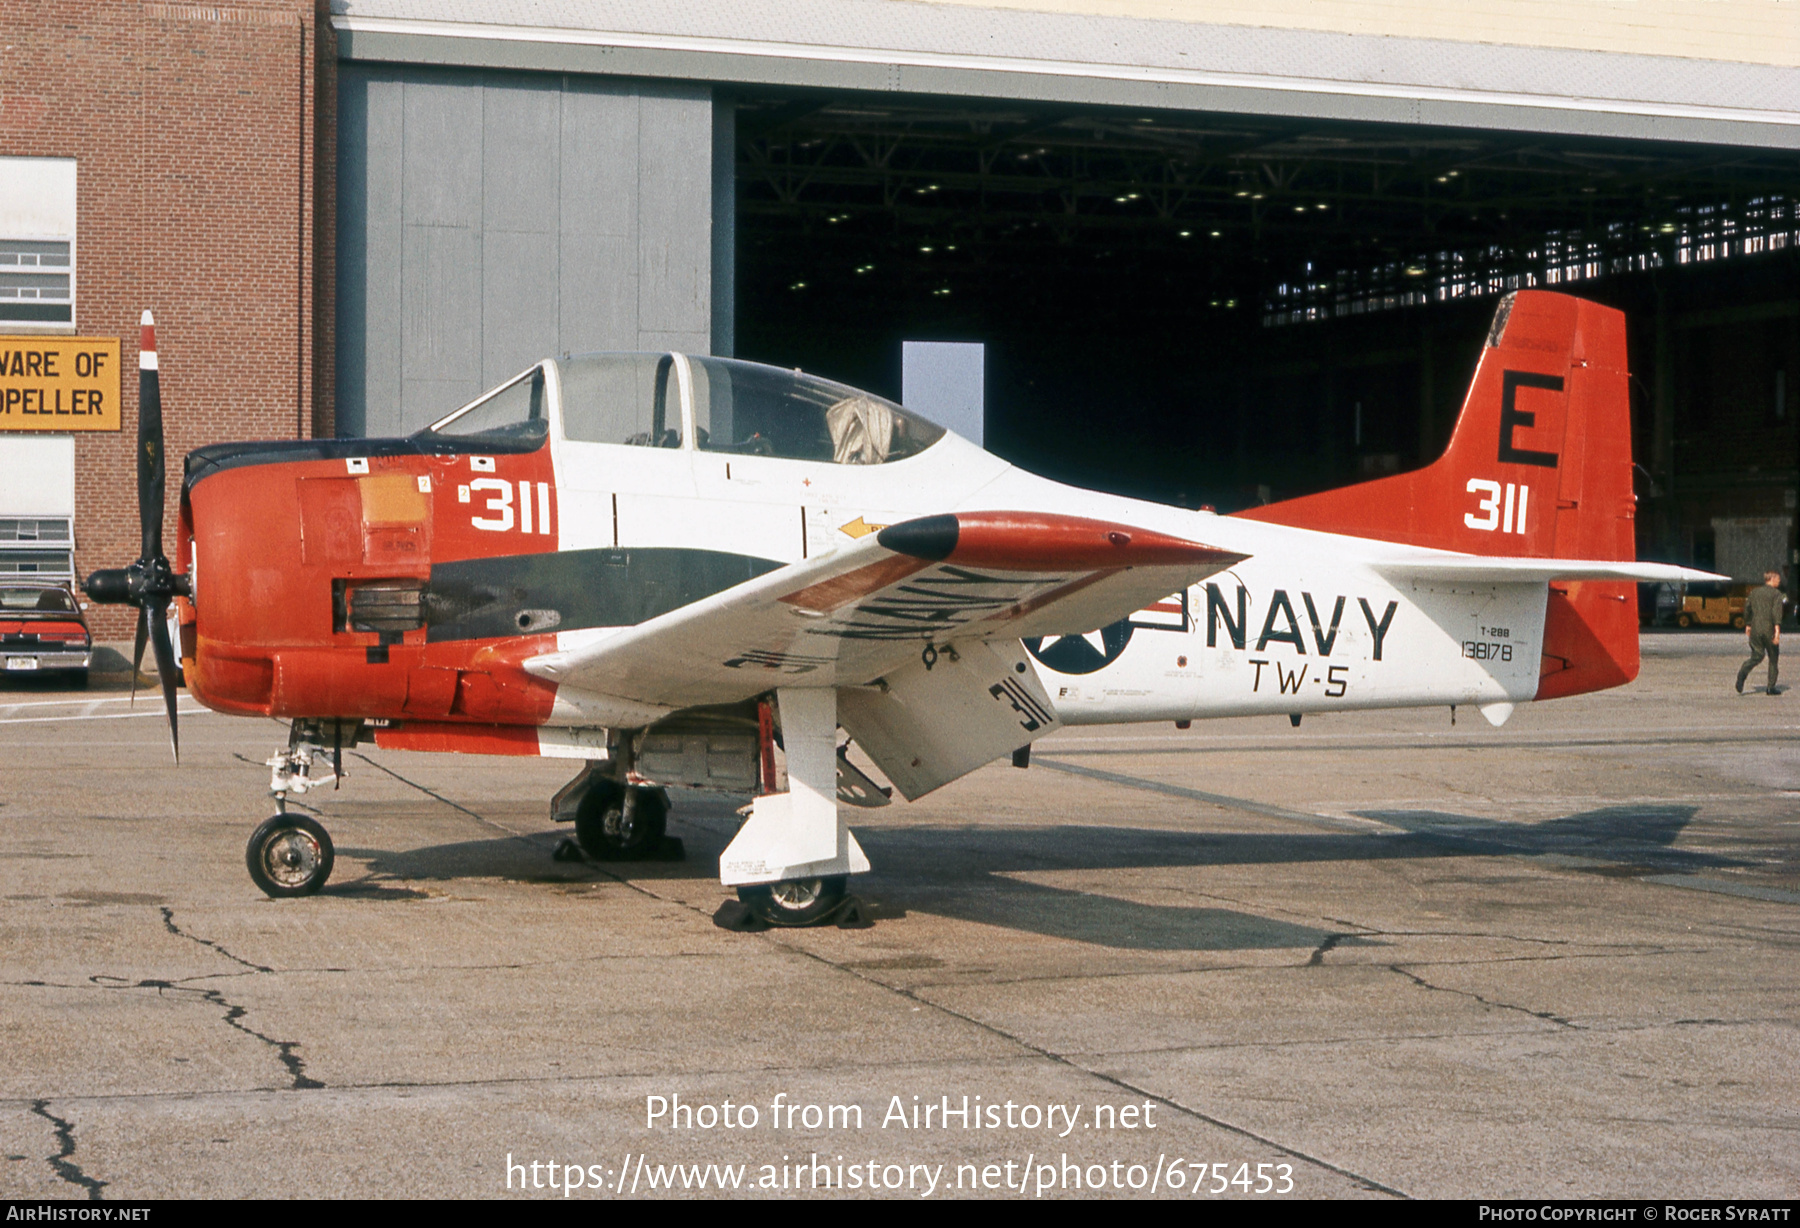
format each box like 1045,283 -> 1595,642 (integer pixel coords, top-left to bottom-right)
86,290 -> 1713,924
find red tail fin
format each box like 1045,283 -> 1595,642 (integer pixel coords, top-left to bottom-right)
1238,289 -> 1639,699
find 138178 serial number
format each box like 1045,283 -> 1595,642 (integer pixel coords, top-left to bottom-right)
1463,641 -> 1514,662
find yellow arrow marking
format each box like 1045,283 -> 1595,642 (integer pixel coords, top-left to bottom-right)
838,516 -> 890,539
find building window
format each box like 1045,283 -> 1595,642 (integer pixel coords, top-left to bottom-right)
0,158 -> 77,333
0,240 -> 73,326
0,519 -> 75,580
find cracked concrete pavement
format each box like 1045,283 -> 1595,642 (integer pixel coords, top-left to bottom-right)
1,633 -> 1795,1198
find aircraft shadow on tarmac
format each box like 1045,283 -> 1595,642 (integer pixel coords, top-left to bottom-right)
323,800 -> 1731,952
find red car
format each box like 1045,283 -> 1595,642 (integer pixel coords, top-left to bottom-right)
1,583 -> 94,685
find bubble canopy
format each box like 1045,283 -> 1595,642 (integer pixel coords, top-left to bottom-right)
420,354 -> 946,464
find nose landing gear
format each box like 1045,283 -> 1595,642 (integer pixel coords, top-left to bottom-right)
246,719 -> 360,899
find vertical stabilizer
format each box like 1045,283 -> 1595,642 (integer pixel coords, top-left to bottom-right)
1238,290 -> 1639,699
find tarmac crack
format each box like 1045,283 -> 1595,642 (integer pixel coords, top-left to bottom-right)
1306,933 -> 1351,966
94,974 -> 325,1091
20,909 -> 325,1092
29,1099 -> 105,1201
1387,964 -> 1578,1029
160,906 -> 272,973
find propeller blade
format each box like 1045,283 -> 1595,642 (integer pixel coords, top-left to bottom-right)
137,311 -> 164,563
146,600 -> 180,764
130,604 -> 148,707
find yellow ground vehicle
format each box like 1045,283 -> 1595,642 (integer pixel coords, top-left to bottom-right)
1677,581 -> 1751,629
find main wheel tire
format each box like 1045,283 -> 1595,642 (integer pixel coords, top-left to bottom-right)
574,782 -> 668,859
246,814 -> 334,898
738,875 -> 848,927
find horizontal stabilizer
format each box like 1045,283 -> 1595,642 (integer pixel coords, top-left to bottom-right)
1373,557 -> 1725,586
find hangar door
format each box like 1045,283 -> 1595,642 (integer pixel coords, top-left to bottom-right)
335,66 -> 730,439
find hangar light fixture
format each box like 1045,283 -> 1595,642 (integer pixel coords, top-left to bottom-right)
933,287 -> 952,297
1210,230 -> 1221,237
789,281 -> 807,291
855,264 -> 875,274
1178,230 -> 1191,237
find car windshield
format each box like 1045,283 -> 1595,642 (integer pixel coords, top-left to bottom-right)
415,365 -> 549,451
0,587 -> 76,612
689,358 -> 945,464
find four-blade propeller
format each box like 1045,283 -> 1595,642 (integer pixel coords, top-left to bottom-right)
83,311 -> 190,762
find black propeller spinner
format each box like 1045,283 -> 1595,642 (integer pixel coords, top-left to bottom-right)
84,311 -> 191,762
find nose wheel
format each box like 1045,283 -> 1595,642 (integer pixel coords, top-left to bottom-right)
246,814 -> 335,898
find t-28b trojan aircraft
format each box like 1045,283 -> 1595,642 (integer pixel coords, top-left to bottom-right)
85,290 -> 1712,924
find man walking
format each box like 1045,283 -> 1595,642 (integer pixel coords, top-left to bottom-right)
1736,569 -> 1787,695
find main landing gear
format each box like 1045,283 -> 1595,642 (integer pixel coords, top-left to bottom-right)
737,875 -> 849,927
572,778 -> 669,860
718,688 -> 870,927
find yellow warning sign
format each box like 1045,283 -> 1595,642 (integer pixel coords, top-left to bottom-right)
0,336 -> 122,431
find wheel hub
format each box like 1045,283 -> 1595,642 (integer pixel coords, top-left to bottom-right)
769,878 -> 823,910
263,831 -> 321,888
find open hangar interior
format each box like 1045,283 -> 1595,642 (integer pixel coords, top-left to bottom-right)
730,93 -> 1800,572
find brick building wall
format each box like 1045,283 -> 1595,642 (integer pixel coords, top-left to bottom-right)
1,0 -> 332,638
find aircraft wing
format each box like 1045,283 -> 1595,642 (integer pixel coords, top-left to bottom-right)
524,511 -> 1247,712
1372,557 -> 1726,585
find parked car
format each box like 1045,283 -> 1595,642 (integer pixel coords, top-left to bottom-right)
1,583 -> 93,684
1676,580 -> 1752,629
